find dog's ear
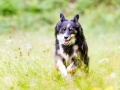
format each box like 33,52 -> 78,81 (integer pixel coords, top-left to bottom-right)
73,14 -> 79,23
60,13 -> 65,22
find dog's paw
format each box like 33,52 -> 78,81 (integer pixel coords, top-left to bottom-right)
62,71 -> 67,76
65,74 -> 72,80
67,67 -> 73,74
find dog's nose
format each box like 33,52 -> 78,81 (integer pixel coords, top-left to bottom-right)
64,36 -> 69,39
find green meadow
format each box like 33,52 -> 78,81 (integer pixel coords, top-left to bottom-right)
0,0 -> 120,90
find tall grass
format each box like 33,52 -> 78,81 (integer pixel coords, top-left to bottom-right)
0,28 -> 119,90
0,0 -> 120,90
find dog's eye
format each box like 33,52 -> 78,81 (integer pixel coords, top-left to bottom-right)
63,28 -> 66,31
69,28 -> 72,31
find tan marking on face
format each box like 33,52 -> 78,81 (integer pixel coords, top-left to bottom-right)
71,34 -> 75,38
59,34 -> 64,37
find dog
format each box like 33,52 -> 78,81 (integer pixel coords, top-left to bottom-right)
55,13 -> 89,76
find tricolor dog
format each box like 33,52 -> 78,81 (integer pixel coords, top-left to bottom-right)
55,13 -> 89,76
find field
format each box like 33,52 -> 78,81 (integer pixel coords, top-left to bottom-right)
0,0 -> 120,90
0,18 -> 120,90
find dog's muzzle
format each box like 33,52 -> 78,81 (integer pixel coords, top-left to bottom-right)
64,34 -> 75,45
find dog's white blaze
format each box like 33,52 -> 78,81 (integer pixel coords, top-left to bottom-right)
63,31 -> 68,38
67,23 -> 70,28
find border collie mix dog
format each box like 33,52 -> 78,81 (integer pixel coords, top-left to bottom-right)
55,13 -> 89,76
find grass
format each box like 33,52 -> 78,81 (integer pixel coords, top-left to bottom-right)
0,27 -> 120,90
0,6 -> 120,90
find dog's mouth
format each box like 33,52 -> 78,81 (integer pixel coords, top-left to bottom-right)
57,34 -> 76,45
64,34 -> 75,45
64,38 -> 71,45
64,36 -> 75,45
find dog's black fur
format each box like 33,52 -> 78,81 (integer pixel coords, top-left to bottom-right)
55,13 -> 89,76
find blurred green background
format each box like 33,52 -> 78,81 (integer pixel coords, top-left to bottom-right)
0,0 -> 120,34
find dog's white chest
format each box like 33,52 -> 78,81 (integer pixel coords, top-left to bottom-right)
59,47 -> 70,62
58,45 -> 79,65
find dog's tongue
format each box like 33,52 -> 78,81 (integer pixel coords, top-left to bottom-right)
64,40 -> 69,45
65,40 -> 69,42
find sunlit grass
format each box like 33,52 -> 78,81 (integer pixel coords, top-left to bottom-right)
0,27 -> 119,90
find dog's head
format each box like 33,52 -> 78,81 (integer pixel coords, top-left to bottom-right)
55,13 -> 82,46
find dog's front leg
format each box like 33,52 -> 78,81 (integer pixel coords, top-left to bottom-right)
56,60 -> 67,76
67,62 -> 77,74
